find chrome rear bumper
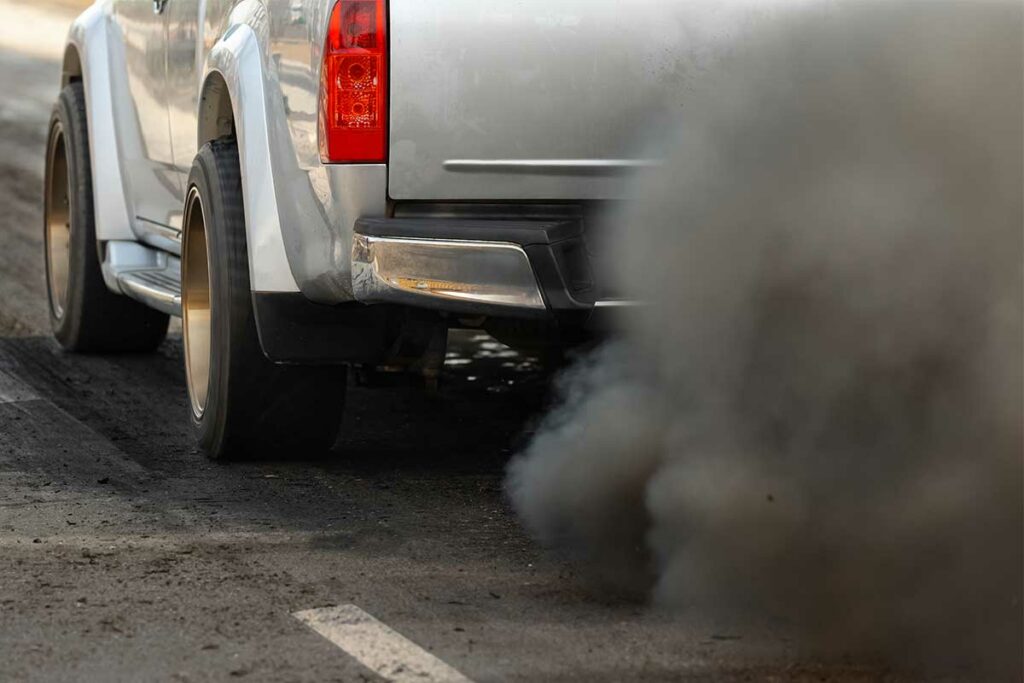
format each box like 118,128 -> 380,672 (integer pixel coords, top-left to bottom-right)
351,218 -> 595,320
352,235 -> 547,313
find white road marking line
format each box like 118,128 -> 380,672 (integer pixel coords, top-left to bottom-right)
294,604 -> 473,683
0,369 -> 38,404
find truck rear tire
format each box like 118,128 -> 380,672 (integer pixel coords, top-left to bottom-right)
44,82 -> 170,352
181,139 -> 347,460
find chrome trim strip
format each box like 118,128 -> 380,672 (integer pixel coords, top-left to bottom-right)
594,299 -> 640,308
135,216 -> 182,255
442,159 -> 661,175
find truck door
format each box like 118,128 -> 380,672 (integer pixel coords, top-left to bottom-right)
112,0 -> 182,245
165,0 -> 202,192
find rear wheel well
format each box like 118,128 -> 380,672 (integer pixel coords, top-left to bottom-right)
197,72 -> 235,147
61,45 -> 82,88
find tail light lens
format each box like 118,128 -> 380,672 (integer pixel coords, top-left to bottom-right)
319,0 -> 387,163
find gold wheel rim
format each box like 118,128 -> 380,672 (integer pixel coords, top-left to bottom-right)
44,122 -> 71,320
182,187 -> 211,419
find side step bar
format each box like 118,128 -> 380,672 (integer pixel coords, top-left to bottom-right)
101,241 -> 182,317
118,268 -> 181,317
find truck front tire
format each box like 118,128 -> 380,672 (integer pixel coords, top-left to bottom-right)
44,82 -> 169,352
181,140 -> 347,460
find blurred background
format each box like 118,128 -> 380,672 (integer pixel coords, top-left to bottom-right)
0,0 -> 92,337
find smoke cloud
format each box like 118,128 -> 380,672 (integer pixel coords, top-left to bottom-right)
507,1 -> 1022,673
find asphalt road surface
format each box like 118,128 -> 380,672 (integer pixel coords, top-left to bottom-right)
0,3 -> 926,681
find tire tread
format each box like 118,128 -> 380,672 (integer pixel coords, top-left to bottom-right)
188,140 -> 347,460
47,81 -> 169,352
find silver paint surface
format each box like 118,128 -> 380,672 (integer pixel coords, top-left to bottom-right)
67,0 -> 784,301
387,0 -> 770,200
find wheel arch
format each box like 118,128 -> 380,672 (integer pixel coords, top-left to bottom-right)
61,44 -> 83,88
197,71 -> 235,149
195,7 -> 393,367
64,3 -> 137,251
201,20 -> 299,294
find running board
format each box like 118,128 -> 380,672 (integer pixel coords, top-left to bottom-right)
101,241 -> 182,317
118,268 -> 181,317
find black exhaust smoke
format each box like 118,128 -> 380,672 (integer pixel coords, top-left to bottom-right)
507,0 -> 1022,673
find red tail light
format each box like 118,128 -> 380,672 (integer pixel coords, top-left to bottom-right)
319,0 -> 387,163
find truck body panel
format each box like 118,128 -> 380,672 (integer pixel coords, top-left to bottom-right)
387,0 -> 756,200
68,0 -> 775,309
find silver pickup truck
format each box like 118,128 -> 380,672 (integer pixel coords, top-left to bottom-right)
45,0 -> 713,459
